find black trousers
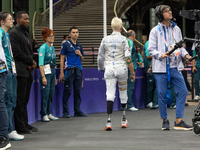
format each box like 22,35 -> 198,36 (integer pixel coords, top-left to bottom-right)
182,70 -> 192,92
14,76 -> 33,131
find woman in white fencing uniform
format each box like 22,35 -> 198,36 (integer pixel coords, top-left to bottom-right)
98,17 -> 135,131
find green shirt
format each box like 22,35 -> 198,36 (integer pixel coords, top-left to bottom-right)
193,48 -> 200,67
137,53 -> 143,67
127,38 -> 137,70
143,40 -> 151,67
0,27 -> 12,70
38,42 -> 56,66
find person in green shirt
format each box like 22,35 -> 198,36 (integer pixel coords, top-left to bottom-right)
137,51 -> 143,68
143,40 -> 158,108
0,11 -> 24,141
126,30 -> 138,111
192,44 -> 200,100
38,28 -> 58,122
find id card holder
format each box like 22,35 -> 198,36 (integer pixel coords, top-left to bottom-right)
11,61 -> 17,75
168,44 -> 181,56
44,64 -> 51,74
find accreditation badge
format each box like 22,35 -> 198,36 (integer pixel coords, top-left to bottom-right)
11,61 -> 17,75
0,60 -> 7,74
168,44 -> 181,56
44,64 -> 51,74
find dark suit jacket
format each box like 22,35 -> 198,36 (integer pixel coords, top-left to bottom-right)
9,26 -> 34,77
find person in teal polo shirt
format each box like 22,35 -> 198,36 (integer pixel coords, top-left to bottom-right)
0,11 -> 24,141
126,30 -> 138,111
38,28 -> 58,122
143,40 -> 158,108
192,44 -> 200,100
137,51 -> 143,68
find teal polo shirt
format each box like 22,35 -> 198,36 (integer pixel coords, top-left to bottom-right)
137,53 -> 143,67
0,27 -> 12,71
193,48 -> 200,68
38,42 -> 56,66
127,38 -> 137,70
143,40 -> 151,67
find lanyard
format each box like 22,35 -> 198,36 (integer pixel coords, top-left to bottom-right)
67,40 -> 76,51
157,25 -> 176,48
50,46 -> 54,64
157,25 -> 174,83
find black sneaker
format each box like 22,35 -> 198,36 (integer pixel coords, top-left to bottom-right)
25,124 -> 38,132
174,120 -> 193,130
74,112 -> 88,117
17,128 -> 32,134
162,120 -> 171,130
0,137 -> 11,150
62,113 -> 70,118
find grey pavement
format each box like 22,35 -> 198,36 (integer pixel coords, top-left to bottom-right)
10,105 -> 200,150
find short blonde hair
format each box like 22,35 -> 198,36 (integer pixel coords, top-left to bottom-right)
111,17 -> 122,31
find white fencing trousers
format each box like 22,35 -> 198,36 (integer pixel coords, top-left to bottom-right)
104,62 -> 128,104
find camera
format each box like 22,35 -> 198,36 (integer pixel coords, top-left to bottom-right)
179,9 -> 200,135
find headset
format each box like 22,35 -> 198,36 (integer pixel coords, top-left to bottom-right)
155,5 -> 164,22
155,5 -> 176,22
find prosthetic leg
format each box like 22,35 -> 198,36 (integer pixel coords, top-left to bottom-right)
192,101 -> 200,135
104,102 -> 128,131
118,81 -> 128,128
121,103 -> 128,128
105,101 -> 113,131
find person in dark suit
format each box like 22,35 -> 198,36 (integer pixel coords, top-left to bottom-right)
9,11 -> 38,134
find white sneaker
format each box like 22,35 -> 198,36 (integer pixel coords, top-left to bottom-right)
128,106 -> 138,111
194,95 -> 200,100
104,121 -> 112,131
170,105 -> 176,109
121,119 -> 128,128
8,130 -> 24,141
147,102 -> 153,108
48,114 -> 58,121
42,115 -> 50,122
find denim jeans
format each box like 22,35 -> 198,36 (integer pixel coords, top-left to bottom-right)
0,73 -> 9,139
4,71 -> 17,133
154,68 -> 187,119
62,67 -> 82,115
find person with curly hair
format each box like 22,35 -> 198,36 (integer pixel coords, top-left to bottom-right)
38,28 -> 58,122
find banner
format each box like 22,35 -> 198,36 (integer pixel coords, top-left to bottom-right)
27,68 -> 147,124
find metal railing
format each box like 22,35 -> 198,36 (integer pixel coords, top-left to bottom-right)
33,47 -> 98,68
32,0 -> 85,39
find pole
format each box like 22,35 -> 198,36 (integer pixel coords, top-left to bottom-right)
103,0 -> 107,37
49,0 -> 53,30
11,0 -> 13,14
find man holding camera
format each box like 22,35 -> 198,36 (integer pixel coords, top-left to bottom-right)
148,5 -> 193,130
